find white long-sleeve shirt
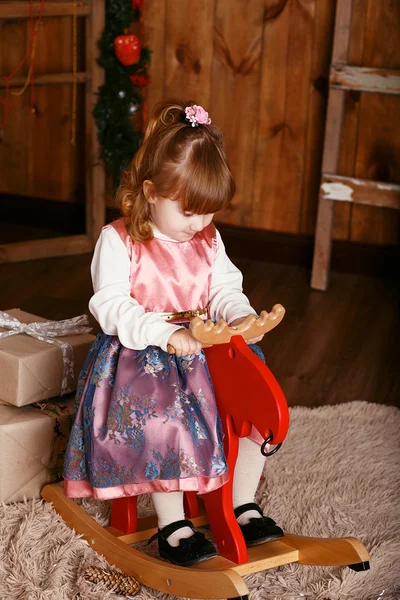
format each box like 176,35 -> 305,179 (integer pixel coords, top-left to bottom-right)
89,224 -> 257,352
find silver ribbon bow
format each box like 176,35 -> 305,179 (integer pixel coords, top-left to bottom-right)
0,311 -> 92,396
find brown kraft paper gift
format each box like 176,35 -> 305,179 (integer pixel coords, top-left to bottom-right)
0,309 -> 94,407
0,396 -> 75,503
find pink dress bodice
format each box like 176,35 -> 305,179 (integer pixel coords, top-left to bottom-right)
111,218 -> 217,318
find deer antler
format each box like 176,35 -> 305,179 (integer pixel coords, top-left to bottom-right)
190,304 -> 285,346
167,305 -> 285,353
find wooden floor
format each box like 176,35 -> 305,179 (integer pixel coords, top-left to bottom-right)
0,251 -> 398,408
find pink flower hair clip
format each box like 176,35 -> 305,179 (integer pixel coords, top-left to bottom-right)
184,104 -> 211,127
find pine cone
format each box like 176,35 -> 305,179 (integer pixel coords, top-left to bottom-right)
85,565 -> 140,596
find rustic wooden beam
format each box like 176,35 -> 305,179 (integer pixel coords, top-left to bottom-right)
0,2 -> 91,18
0,235 -> 93,264
311,0 -> 353,291
330,65 -> 400,95
0,72 -> 89,88
321,174 -> 400,211
85,0 -> 105,242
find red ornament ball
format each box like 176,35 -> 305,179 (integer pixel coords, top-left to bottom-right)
132,0 -> 144,10
129,71 -> 151,87
114,34 -> 141,66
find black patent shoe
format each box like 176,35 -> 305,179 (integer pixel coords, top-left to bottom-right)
234,503 -> 284,546
148,519 -> 218,566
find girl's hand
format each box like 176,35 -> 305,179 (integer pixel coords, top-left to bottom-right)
229,316 -> 264,345
168,329 -> 203,357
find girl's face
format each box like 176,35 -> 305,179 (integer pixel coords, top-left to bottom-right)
147,194 -> 214,242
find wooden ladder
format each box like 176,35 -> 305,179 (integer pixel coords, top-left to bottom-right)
310,0 -> 400,291
0,1 -> 105,263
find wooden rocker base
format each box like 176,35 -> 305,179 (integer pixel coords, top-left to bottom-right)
41,483 -> 371,600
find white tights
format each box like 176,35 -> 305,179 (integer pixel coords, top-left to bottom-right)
151,436 -> 265,546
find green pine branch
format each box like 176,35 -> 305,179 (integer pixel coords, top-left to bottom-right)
94,0 -> 151,185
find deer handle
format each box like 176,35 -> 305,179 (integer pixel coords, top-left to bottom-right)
167,304 -> 285,354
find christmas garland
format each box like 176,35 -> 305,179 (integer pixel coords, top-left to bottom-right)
94,0 -> 151,185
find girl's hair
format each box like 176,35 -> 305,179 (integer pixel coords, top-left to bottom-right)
116,100 -> 236,242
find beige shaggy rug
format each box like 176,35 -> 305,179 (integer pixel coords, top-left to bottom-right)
1,401 -> 399,600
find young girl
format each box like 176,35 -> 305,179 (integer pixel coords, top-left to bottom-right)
63,100 -> 283,567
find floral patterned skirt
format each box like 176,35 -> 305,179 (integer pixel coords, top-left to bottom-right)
63,332 -> 266,500
63,332 -> 233,499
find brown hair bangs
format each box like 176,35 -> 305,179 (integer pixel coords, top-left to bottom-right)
152,128 -> 236,215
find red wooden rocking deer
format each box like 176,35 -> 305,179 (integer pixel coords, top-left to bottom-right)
42,305 -> 369,599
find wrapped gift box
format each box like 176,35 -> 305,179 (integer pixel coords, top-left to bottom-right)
0,396 -> 75,503
0,309 -> 94,406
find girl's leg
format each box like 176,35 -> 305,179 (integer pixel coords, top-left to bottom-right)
151,491 -> 194,546
151,490 -> 217,565
232,436 -> 266,524
232,436 -> 284,545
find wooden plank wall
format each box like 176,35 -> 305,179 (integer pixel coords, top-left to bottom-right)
143,0 -> 400,245
1,1 -> 399,245
0,15 -> 84,202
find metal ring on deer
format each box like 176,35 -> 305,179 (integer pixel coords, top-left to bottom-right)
261,434 -> 282,457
